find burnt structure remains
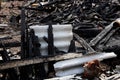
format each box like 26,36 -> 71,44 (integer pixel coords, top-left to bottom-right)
0,0 -> 120,80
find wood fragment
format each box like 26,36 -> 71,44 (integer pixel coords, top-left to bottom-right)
0,53 -> 83,70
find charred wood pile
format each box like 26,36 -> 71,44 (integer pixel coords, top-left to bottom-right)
0,0 -> 120,80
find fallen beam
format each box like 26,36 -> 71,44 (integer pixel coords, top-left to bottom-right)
89,18 -> 120,47
0,53 -> 82,70
74,33 -> 95,54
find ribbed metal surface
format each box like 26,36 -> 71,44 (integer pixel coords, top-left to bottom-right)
30,24 -> 73,55
55,66 -> 84,77
54,52 -> 117,76
54,52 -> 116,69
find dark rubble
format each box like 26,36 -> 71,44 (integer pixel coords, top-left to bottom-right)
0,0 -> 120,80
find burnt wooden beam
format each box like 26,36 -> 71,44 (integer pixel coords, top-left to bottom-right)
89,19 -> 120,47
0,53 -> 82,70
73,33 -> 96,54
99,27 -> 120,45
48,24 -> 54,55
89,24 -> 113,47
21,7 -> 26,58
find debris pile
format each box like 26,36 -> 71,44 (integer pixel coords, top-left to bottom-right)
0,1 -> 24,24
0,0 -> 120,80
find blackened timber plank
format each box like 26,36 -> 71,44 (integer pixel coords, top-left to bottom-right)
0,53 -> 83,70
89,18 -> 120,47
74,33 -> 96,54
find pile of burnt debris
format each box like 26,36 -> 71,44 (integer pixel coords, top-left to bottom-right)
0,0 -> 120,80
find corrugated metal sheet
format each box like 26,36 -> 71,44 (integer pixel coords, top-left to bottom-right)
30,24 -> 73,56
54,52 -> 116,76
55,66 -> 84,77
54,52 -> 116,70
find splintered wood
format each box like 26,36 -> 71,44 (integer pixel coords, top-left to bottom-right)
0,53 -> 83,70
